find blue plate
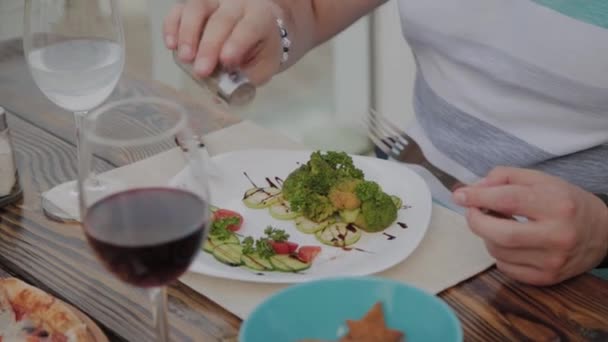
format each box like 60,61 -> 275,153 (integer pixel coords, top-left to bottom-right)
239,276 -> 463,342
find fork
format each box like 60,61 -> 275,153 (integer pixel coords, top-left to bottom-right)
365,109 -> 514,219
365,109 -> 465,192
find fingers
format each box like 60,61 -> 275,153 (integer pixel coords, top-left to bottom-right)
454,184 -> 549,219
222,9 -> 279,84
165,0 -> 279,84
177,1 -> 218,62
484,242 -> 569,273
194,4 -> 244,76
466,207 -> 549,248
481,166 -> 558,187
496,261 -> 562,286
163,3 -> 184,50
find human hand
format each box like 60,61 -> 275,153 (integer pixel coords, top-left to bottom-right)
452,167 -> 608,286
163,0 -> 284,85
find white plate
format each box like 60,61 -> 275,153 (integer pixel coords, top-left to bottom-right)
187,149 -> 432,284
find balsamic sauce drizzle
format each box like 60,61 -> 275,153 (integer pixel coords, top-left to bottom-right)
265,177 -> 278,188
243,172 -> 258,188
383,233 -> 396,241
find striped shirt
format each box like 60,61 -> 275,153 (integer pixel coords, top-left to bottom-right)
397,0 -> 608,199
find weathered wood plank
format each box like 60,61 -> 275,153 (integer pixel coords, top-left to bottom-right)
442,269 -> 608,341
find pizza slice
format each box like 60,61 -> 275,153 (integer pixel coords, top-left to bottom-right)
0,278 -> 93,341
0,285 -> 16,332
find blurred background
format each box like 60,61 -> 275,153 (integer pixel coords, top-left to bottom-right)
0,0 -> 416,154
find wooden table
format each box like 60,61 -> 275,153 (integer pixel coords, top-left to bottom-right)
1,38 -> 607,341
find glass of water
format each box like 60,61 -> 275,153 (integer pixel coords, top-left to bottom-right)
24,0 -> 125,221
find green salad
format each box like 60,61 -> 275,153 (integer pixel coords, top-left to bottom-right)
243,151 -> 402,248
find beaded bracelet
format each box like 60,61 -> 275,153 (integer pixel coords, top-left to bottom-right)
276,18 -> 291,65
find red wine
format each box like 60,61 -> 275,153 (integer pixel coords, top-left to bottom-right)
84,188 -> 207,288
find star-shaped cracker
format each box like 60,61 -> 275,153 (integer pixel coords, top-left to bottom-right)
340,302 -> 404,342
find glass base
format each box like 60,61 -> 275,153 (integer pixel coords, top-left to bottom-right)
42,178 -> 124,223
42,181 -> 80,223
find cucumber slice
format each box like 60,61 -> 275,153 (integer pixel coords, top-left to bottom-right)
212,244 -> 243,266
243,187 -> 281,209
241,253 -> 274,271
339,209 -> 360,223
269,199 -> 300,220
315,223 -> 362,247
202,234 -> 239,253
269,255 -> 311,272
391,195 -> 403,209
295,216 -> 332,234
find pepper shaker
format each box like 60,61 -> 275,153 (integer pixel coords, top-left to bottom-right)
173,51 -> 256,107
0,107 -> 22,207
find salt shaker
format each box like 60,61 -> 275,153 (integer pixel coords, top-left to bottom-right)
0,107 -> 21,207
173,51 -> 256,107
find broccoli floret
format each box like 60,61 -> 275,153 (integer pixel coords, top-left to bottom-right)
299,193 -> 336,222
307,163 -> 336,196
318,151 -> 365,180
353,181 -> 398,232
282,165 -> 309,201
355,192 -> 398,232
355,181 -> 382,202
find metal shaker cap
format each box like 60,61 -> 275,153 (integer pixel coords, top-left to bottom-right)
216,71 -> 256,106
0,107 -> 7,131
172,51 -> 256,106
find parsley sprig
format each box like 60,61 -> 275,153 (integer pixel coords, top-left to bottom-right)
210,216 -> 240,240
264,226 -> 289,242
240,226 -> 290,258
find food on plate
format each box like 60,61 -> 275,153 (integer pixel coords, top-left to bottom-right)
203,211 -> 322,273
299,302 -> 405,342
282,151 -> 365,222
315,223 -> 361,247
269,197 -> 300,220
243,151 -> 402,249
353,181 -> 398,232
211,209 -> 243,232
0,277 -> 95,341
243,186 -> 281,209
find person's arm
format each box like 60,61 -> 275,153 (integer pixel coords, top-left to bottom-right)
594,193 -> 608,268
164,0 -> 387,84
273,0 -> 388,68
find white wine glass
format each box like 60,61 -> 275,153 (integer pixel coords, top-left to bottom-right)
79,97 -> 210,341
24,0 -> 125,221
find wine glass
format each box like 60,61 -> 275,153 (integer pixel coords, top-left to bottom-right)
24,0 -> 125,221
78,97 -> 210,341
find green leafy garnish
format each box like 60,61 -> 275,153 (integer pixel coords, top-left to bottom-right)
242,236 -> 255,255
210,216 -> 240,240
255,238 -> 275,259
264,226 -> 289,242
240,227 -> 289,258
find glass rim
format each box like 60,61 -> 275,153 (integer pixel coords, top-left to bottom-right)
85,97 -> 189,148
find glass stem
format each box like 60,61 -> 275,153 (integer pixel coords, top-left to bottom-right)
74,111 -> 102,188
73,111 -> 88,165
149,287 -> 169,342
